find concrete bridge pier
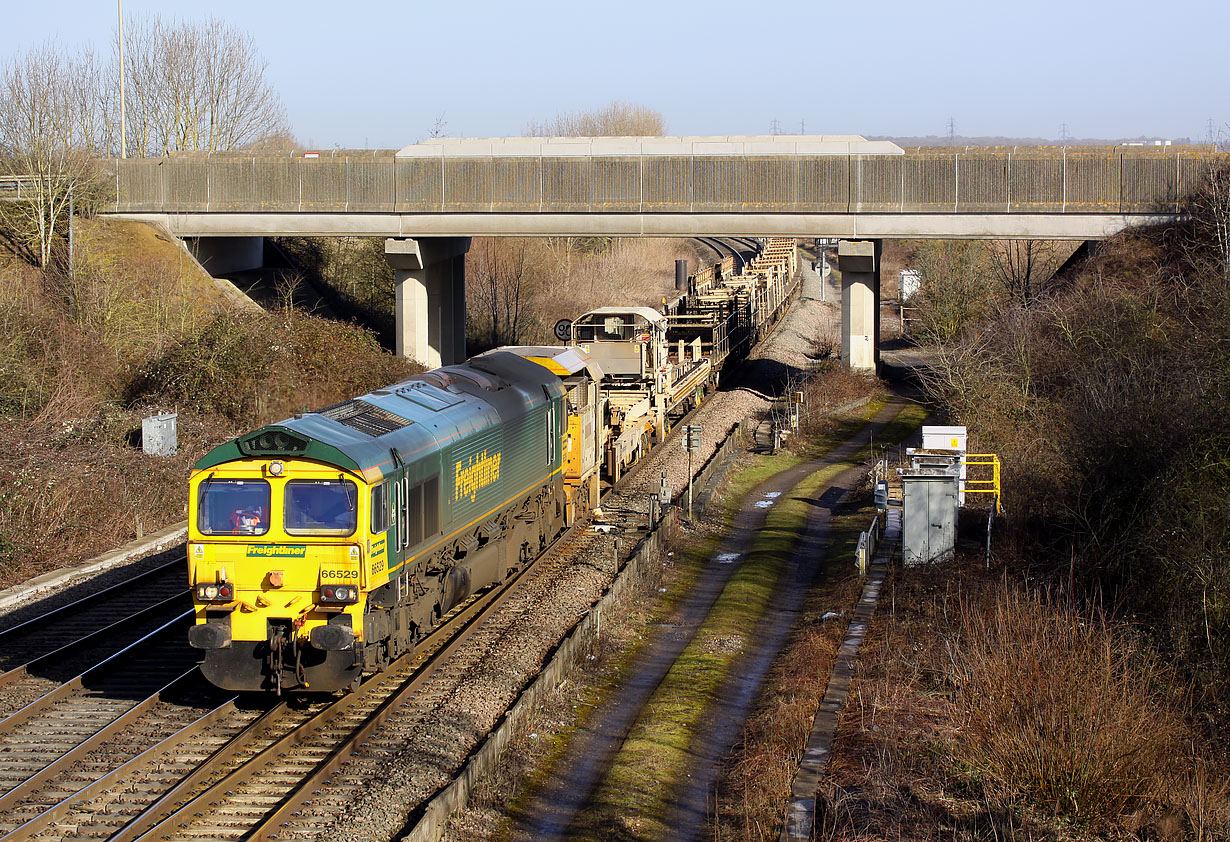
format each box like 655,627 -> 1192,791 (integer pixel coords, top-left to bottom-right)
384,237 -> 470,368
837,239 -> 881,371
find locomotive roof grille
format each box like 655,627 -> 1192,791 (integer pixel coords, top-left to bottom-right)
318,399 -> 413,437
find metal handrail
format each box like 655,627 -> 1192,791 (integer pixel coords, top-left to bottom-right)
962,453 -> 1002,512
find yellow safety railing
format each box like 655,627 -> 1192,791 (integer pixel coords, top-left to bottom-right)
962,453 -> 1002,513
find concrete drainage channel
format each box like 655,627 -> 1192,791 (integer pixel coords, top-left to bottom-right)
402,420 -> 750,842
781,506 -> 903,841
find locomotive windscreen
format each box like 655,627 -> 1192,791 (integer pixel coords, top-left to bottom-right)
198,479 -> 271,536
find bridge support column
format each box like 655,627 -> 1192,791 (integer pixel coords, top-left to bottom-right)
384,237 -> 470,368
837,239 -> 881,372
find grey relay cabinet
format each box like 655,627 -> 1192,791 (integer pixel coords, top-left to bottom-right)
901,472 -> 959,565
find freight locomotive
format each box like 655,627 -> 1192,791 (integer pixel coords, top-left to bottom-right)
187,239 -> 799,693
188,347 -> 605,692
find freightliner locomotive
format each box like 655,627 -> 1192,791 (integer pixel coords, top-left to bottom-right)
187,240 -> 799,693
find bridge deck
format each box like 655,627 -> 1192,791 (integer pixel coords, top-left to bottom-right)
98,143 -> 1226,239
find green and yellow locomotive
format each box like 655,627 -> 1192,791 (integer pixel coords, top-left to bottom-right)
187,348 -> 603,693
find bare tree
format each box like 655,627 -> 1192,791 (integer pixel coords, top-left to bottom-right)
0,44 -> 109,267
911,240 -> 995,343
986,239 -> 1063,308
524,101 -> 666,137
121,16 -> 289,156
1181,162 -> 1230,285
466,239 -> 541,349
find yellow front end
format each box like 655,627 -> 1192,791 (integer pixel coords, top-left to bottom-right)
187,456 -> 381,693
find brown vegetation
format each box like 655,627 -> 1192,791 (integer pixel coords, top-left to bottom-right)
918,169 -> 1230,711
868,166 -> 1230,838
275,236 -> 396,335
466,237 -> 699,350
523,101 -> 666,137
821,565 -> 1229,840
897,239 -> 1074,343
281,234 -> 701,354
127,309 -> 414,425
0,220 -> 413,587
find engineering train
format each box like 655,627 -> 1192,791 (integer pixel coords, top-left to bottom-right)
187,240 -> 799,693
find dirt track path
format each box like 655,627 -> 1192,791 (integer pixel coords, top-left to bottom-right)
513,399 -> 905,841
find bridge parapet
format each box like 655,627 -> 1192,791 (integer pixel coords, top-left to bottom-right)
102,144 -> 1224,218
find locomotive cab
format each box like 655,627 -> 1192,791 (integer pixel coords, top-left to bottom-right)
188,452 -> 372,694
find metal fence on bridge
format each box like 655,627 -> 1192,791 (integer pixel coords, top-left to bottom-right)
104,148 -> 1222,216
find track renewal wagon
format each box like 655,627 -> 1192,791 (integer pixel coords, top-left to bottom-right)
187,349 -> 602,693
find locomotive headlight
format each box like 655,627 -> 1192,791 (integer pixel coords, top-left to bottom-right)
320,585 -> 358,604
268,460 -> 285,477
196,582 -> 234,602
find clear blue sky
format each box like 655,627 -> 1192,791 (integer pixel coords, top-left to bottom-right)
3,0 -> 1225,147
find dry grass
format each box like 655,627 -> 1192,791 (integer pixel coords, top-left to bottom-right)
946,590 -> 1188,825
0,223 -> 416,588
820,563 -> 1230,841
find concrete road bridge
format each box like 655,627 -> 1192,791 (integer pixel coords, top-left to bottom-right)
99,135 -> 1224,369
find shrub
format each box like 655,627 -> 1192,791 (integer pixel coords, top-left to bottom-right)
128,310 -> 417,428
944,588 -> 1186,826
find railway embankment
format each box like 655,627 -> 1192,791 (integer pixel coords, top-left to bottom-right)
0,217 -> 415,591
852,176 -> 1230,840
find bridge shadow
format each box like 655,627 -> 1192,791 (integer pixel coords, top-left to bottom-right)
718,356 -> 807,400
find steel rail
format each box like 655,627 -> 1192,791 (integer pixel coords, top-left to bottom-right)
0,666 -> 200,819
246,520 -> 597,841
0,609 -> 194,734
24,241 -> 804,841
118,543 -> 572,842
98,701 -> 303,842
0,592 -> 190,691
246,267 -> 804,838
0,690 -> 244,842
0,558 -> 184,645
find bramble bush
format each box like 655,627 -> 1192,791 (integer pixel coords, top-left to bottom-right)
127,309 -> 418,428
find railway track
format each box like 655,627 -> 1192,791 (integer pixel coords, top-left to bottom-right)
5,385 -> 701,840
0,610 -> 237,840
0,560 -> 193,719
0,243 -> 802,842
13,514 -> 605,842
0,559 -> 187,666
695,236 -> 755,270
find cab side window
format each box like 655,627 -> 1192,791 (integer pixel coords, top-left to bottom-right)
370,482 -> 389,534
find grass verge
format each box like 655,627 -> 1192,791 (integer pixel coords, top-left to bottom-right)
571,401 -> 925,841
711,499 -> 878,841
820,559 -> 1230,841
